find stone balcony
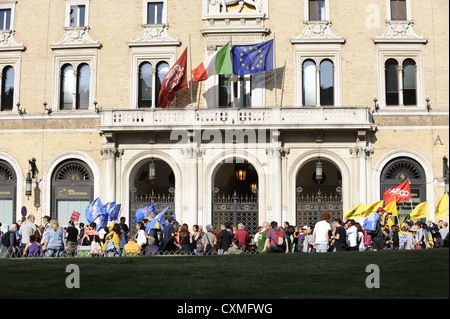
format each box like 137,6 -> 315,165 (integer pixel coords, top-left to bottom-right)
98,106 -> 374,133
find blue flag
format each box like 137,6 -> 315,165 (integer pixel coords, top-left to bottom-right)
108,204 -> 122,222
145,204 -> 171,231
133,204 -> 156,223
85,197 -> 104,223
231,39 -> 274,75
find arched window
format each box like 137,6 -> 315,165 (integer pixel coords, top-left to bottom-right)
380,157 -> 426,218
76,63 -> 90,109
1,66 -> 14,111
302,59 -> 316,106
0,160 -> 16,228
138,62 -> 152,108
60,64 -> 74,110
385,59 -> 399,106
320,59 -> 334,106
402,59 -> 416,106
51,159 -> 93,226
156,61 -> 169,108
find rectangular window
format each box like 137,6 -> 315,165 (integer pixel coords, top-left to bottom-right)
219,75 -> 252,108
70,5 -> 86,27
309,0 -> 325,21
390,0 -> 407,20
0,9 -> 11,30
147,2 -> 163,24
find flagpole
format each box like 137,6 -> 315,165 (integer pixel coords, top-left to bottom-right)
273,33 -> 278,107
230,36 -> 236,109
189,34 -> 194,108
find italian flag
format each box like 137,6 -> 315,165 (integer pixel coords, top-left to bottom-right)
192,42 -> 232,82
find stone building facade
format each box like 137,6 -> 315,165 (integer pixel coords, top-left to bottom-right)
0,0 -> 448,233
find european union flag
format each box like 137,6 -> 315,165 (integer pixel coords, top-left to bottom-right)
231,39 -> 274,76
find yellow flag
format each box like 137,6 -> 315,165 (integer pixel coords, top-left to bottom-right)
435,193 -> 449,221
344,203 -> 362,220
384,199 -> 398,217
352,200 -> 384,219
409,201 -> 428,220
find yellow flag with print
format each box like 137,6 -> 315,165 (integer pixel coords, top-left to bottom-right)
409,201 -> 428,220
352,200 -> 384,219
434,193 -> 449,221
344,203 -> 362,220
384,199 -> 398,217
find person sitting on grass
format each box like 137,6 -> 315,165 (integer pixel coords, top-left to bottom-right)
227,238 -> 242,255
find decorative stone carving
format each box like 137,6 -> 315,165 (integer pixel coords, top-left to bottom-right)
202,0 -> 268,36
181,147 -> 206,159
128,24 -> 180,47
210,0 -> 262,14
374,21 -> 427,44
51,27 -> 101,49
0,30 -> 25,51
291,21 -> 345,44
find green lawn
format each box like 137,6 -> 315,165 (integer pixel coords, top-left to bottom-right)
0,249 -> 448,299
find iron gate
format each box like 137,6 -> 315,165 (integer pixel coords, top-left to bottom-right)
130,191 -> 175,236
212,190 -> 259,235
296,190 -> 342,227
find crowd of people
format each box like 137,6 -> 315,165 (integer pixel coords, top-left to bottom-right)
0,208 -> 448,258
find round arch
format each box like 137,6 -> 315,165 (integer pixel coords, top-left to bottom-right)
203,150 -> 267,229
42,151 -> 101,223
373,149 -> 435,217
0,152 -> 24,223
121,150 -> 182,225
288,149 -> 351,223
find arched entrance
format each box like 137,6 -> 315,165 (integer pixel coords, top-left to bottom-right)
212,158 -> 259,234
51,159 -> 93,227
0,160 -> 16,229
129,158 -> 175,234
380,157 -> 426,220
296,158 -> 343,227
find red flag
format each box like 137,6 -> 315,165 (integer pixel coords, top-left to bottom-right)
383,180 -> 411,205
158,48 -> 189,108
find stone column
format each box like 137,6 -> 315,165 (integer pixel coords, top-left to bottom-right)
265,130 -> 288,224
100,147 -> 118,203
180,131 -> 204,227
349,131 -> 374,205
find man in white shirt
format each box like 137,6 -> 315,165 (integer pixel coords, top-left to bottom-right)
19,214 -> 36,251
313,212 -> 331,253
345,219 -> 358,251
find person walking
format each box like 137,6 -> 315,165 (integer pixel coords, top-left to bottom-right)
0,223 -> 18,258
345,219 -> 358,251
201,225 -> 217,255
19,214 -> 36,253
331,218 -> 347,252
42,219 -> 66,257
313,212 -> 331,253
65,220 -> 79,257
217,223 -> 232,255
262,221 -> 289,254
103,223 -> 123,257
234,223 -> 249,253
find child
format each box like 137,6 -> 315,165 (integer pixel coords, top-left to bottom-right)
25,234 -> 41,258
227,238 -> 242,255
